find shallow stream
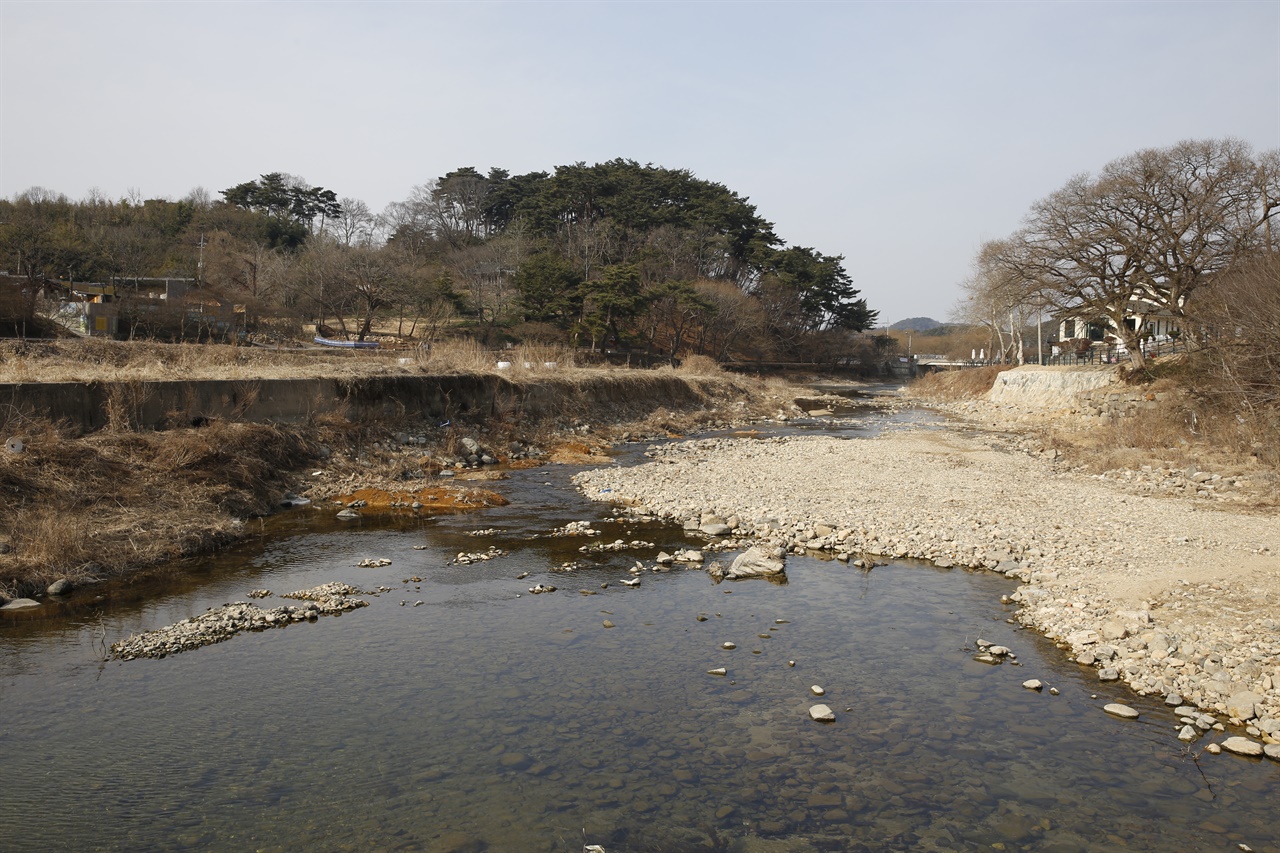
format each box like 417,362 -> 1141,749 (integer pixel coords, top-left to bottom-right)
2,395 -> 1277,852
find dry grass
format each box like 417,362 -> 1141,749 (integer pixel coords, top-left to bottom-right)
674,354 -> 724,376
415,340 -> 578,376
0,419 -> 318,598
909,365 -> 1013,400
0,338 -> 419,383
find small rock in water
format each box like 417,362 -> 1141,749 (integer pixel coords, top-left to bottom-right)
721,641 -> 737,650
1177,725 -> 1199,742
1022,679 -> 1043,691
1103,703 -> 1140,719
1205,743 -> 1222,755
707,667 -> 727,676
46,579 -> 73,596
1097,667 -> 1120,682
810,685 -> 825,696
809,704 -> 835,722
602,620 -> 615,628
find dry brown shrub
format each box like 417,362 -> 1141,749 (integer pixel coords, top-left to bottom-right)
675,354 -> 724,376
417,339 -> 498,374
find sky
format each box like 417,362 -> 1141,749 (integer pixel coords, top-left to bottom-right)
2,1 -> 1277,326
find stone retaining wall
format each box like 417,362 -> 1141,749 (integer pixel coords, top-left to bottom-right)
986,365 -> 1179,419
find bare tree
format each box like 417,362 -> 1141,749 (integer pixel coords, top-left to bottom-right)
328,198 -> 377,247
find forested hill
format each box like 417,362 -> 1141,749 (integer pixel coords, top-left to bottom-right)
887,317 -> 942,331
0,160 -> 878,362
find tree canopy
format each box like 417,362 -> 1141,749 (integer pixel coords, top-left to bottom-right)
1,160 -> 878,360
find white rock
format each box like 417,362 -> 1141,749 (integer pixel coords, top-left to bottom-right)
1227,690 -> 1264,720
1104,703 -> 1140,719
1222,736 -> 1264,756
811,685 -> 825,696
1022,679 -> 1043,690
809,704 -> 835,722
723,546 -> 786,580
707,667 -> 727,676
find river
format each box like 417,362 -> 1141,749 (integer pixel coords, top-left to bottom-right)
1,395 -> 1276,852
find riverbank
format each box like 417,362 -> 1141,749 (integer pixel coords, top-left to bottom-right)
0,363 -> 801,603
574,406 -> 1280,748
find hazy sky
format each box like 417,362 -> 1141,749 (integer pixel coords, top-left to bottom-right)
2,1 -> 1277,324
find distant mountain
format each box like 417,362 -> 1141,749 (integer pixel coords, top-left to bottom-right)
887,317 -> 943,331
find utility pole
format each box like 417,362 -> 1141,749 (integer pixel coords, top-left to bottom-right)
196,233 -> 206,284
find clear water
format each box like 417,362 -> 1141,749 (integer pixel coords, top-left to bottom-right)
1,402 -> 1277,852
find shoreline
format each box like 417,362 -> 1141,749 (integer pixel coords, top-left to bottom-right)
573,406 -> 1280,749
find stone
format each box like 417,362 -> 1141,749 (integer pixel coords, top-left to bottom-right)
46,579 -> 73,596
1221,737 -> 1263,757
722,546 -> 785,580
336,508 -> 361,520
1264,744 -> 1280,761
1100,621 -> 1128,641
1103,703 -> 1139,719
1226,690 -> 1264,720
1177,725 -> 1199,741
602,620 -> 615,629
809,704 -> 835,722
1022,679 -> 1043,690
1164,693 -> 1184,706
707,668 -> 727,676
1067,629 -> 1100,646
700,523 -> 732,536
1098,667 -> 1120,682
811,685 -> 825,696
722,642 -> 736,650
0,598 -> 41,610
1205,743 -> 1222,755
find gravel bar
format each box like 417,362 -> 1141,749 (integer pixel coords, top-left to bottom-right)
574,427 -> 1280,737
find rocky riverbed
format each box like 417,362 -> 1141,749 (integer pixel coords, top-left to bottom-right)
574,421 -> 1280,753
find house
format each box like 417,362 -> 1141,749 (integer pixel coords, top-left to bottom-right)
1055,298 -> 1181,353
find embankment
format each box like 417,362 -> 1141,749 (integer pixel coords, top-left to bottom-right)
0,370 -> 741,433
0,369 -> 788,602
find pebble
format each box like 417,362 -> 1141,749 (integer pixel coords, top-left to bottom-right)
1022,679 -> 1043,690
